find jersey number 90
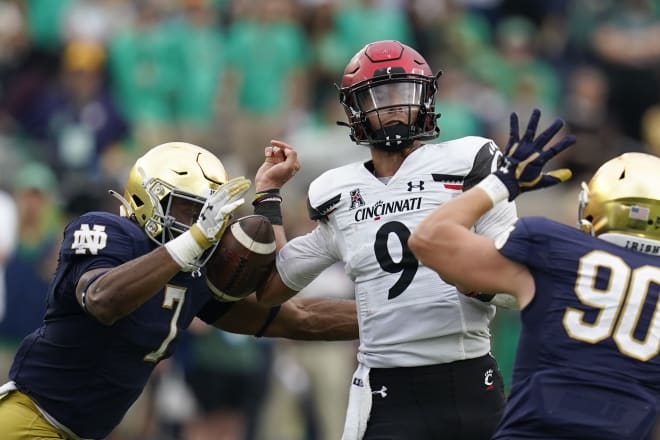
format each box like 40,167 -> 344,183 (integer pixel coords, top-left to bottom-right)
564,250 -> 660,362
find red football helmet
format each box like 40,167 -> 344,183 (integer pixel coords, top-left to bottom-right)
338,40 -> 441,151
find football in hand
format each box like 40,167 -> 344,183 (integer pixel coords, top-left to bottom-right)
205,215 -> 276,301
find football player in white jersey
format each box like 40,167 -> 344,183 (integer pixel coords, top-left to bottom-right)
255,40 -> 518,440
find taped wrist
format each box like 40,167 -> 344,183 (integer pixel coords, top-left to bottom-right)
477,174 -> 511,205
189,224 -> 213,249
253,189 -> 283,225
165,230 -> 204,271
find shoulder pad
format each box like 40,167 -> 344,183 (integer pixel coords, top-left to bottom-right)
306,166 -> 354,221
422,137 -> 499,190
307,194 -> 341,221
463,139 -> 500,191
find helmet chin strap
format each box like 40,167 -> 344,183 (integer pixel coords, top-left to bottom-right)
371,123 -> 415,151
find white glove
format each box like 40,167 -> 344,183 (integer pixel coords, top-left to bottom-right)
166,177 -> 251,271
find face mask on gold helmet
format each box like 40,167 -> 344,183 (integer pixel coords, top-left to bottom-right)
110,142 -> 228,246
578,152 -> 660,254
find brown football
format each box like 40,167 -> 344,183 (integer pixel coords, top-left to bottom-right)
205,215 -> 276,301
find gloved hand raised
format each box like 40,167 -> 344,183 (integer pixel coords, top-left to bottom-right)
190,176 -> 251,248
493,109 -> 576,202
166,176 -> 251,271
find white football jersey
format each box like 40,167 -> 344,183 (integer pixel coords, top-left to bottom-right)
277,137 -> 518,368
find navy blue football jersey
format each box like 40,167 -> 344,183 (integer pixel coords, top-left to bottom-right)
494,217 -> 660,440
8,212 -> 234,439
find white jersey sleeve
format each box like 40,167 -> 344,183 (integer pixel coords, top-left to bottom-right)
276,222 -> 341,291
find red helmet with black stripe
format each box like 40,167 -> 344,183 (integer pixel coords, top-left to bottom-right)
338,40 -> 441,151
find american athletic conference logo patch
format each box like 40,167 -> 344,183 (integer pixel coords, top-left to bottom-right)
349,188 -> 365,210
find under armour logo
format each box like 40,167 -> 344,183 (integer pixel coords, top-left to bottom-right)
353,378 -> 364,387
72,224 -> 108,255
484,368 -> 494,390
372,386 -> 388,398
407,181 -> 424,192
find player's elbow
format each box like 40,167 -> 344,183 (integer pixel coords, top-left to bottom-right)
85,283 -> 135,326
85,290 -> 123,326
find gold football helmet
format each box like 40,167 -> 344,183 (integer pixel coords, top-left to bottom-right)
578,152 -> 660,242
113,142 -> 228,245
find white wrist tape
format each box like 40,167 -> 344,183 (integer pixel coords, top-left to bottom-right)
477,174 -> 511,205
165,230 -> 204,271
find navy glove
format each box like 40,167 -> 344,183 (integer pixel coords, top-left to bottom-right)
494,109 -> 576,201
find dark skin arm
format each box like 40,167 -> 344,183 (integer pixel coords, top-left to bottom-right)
76,247 -> 181,325
76,195 -> 206,325
253,140 -> 313,305
211,294 -> 358,340
76,248 -> 358,339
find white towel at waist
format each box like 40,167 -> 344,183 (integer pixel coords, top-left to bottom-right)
341,363 -> 372,440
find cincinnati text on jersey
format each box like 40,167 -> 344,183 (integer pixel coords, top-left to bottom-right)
353,196 -> 422,222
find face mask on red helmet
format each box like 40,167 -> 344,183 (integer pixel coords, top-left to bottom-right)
338,41 -> 441,151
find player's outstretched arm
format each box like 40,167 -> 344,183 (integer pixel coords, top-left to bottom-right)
409,109 -> 576,306
77,178 -> 250,325
212,294 -> 358,341
253,140 -> 300,250
251,140 -> 308,306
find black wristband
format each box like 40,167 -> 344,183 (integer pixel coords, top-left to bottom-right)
252,188 -> 282,206
254,201 -> 283,225
255,305 -> 281,337
253,188 -> 283,225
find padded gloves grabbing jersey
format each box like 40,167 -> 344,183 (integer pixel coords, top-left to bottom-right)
166,177 -> 251,271
479,109 -> 576,204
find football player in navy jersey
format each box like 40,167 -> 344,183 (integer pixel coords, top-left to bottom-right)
410,109 -> 660,439
256,40 -> 517,440
0,141 -> 358,440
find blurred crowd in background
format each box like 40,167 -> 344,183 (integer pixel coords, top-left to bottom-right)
0,0 -> 659,439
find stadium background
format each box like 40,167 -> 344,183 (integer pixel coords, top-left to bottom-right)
0,0 -> 659,439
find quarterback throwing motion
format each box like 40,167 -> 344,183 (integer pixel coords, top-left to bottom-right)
258,40 -> 517,440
